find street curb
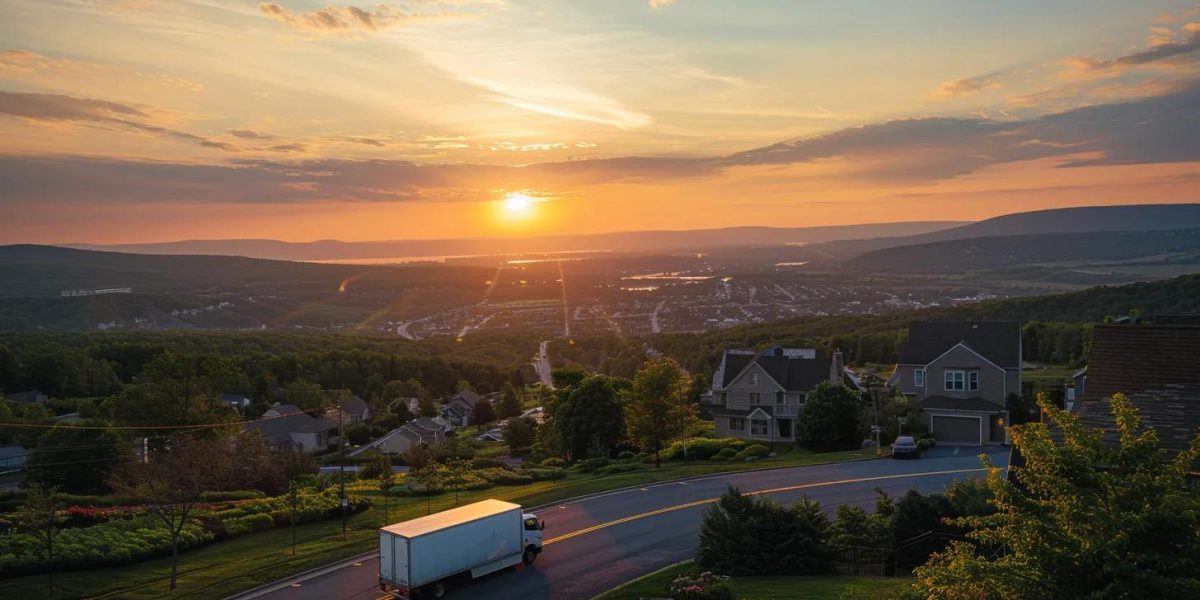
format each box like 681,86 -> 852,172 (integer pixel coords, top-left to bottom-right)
526,453 -> 881,512
224,550 -> 380,600
225,453 -> 882,599
588,559 -> 694,600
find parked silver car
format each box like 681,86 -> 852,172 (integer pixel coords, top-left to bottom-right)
892,436 -> 920,459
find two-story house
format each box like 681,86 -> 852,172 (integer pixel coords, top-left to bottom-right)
707,347 -> 856,443
889,321 -> 1020,446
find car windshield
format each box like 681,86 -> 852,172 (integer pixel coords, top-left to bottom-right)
895,437 -> 916,445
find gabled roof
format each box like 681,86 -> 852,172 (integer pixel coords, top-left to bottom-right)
340,394 -> 370,415
898,321 -> 1021,368
717,348 -> 833,392
243,411 -> 335,440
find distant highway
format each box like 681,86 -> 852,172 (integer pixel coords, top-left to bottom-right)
236,446 -> 1006,600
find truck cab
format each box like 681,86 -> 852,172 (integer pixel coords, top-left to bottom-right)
521,513 -> 545,564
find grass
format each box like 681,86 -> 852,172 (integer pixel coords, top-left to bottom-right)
0,447 -> 872,600
592,561 -> 912,600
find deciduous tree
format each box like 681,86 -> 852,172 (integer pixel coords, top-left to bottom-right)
626,358 -> 695,467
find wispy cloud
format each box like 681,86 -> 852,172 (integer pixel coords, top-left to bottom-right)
0,50 -> 204,92
930,73 -> 1003,99
648,0 -> 677,9
1065,20 -> 1200,77
258,2 -> 479,35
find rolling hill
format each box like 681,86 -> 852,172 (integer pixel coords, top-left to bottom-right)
812,204 -> 1200,259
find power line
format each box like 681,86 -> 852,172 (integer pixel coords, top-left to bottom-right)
0,410 -> 314,431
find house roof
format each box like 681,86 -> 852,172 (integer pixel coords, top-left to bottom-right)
0,446 -> 27,460
449,390 -> 481,408
219,392 -> 249,403
917,395 -> 1004,412
243,411 -> 335,440
268,404 -> 303,416
717,349 -> 833,392
340,394 -> 370,415
1074,383 -> 1200,460
5,390 -> 45,403
1081,324 -> 1200,404
898,321 -> 1021,368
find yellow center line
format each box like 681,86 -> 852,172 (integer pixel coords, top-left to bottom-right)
543,467 -> 987,546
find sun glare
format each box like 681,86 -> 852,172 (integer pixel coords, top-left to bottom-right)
501,192 -> 537,219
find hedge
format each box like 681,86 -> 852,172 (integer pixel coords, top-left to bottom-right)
665,437 -> 750,461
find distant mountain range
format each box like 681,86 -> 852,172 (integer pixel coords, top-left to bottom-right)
810,204 -> 1200,259
68,221 -> 963,262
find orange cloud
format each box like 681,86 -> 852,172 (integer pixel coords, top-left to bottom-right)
930,74 -> 1002,99
258,2 -> 477,35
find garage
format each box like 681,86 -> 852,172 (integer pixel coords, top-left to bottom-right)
931,415 -> 981,445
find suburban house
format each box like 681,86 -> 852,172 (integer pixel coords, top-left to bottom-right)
889,321 -> 1020,446
5,390 -> 48,405
218,392 -> 252,411
247,403 -> 336,452
359,417 -> 450,456
706,347 -> 858,443
325,393 -> 371,425
1071,320 -> 1200,464
440,390 -> 480,427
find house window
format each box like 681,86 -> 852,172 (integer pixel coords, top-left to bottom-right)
729,417 -> 745,431
749,372 -> 759,386
750,392 -> 761,404
775,392 -> 785,405
945,370 -> 966,391
914,369 -> 925,387
750,419 -> 768,437
967,371 -> 979,391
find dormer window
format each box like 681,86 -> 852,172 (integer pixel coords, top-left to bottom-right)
749,372 -> 759,386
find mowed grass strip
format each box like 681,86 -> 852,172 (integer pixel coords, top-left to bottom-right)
591,560 -> 912,600
0,447 -> 871,600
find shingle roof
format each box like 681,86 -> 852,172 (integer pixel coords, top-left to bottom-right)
1075,383 -> 1200,461
718,349 -> 833,392
918,395 -> 1004,412
243,412 -> 335,440
340,394 -> 369,415
1081,324 -> 1200,404
898,321 -> 1021,368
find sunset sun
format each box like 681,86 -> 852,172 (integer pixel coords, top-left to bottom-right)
501,192 -> 537,219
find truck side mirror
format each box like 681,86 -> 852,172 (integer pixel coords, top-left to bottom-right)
539,520 -> 545,531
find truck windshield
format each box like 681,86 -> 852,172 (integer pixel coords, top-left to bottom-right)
524,518 -> 540,531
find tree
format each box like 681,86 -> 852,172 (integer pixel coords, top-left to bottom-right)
913,394 -> 1200,599
626,358 -> 695,467
402,442 -> 434,470
109,434 -> 230,590
697,486 -> 829,576
378,459 -> 396,524
555,376 -> 624,460
105,353 -> 230,430
19,484 -> 58,598
551,366 -> 588,390
361,452 -> 393,479
502,416 -> 537,451
497,383 -> 522,418
285,379 -> 327,412
417,396 -> 438,418
25,423 -> 124,494
443,457 -> 470,506
795,382 -> 863,451
472,398 -> 496,427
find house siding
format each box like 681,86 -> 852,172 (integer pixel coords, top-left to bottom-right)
924,345 -> 1008,406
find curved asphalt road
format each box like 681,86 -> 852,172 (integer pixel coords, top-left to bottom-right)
243,447 -> 1007,600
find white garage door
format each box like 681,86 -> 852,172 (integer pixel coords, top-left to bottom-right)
932,415 -> 981,445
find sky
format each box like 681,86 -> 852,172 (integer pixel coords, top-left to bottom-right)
1,0 -> 1199,244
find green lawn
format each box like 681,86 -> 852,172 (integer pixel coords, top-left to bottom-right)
592,561 -> 911,600
0,448 -> 873,600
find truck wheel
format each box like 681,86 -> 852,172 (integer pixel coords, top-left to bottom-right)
523,547 -> 538,565
423,582 -> 446,599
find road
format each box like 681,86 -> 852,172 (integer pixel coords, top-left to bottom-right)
533,340 -> 553,388
242,446 -> 1006,600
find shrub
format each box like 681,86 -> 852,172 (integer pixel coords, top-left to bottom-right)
665,437 -> 749,461
670,571 -> 734,600
709,454 -> 729,462
200,490 -> 266,502
716,447 -> 738,459
733,444 -> 770,461
616,450 -> 638,462
697,487 -> 829,576
571,457 -> 610,473
527,468 -> 567,481
488,471 -> 534,486
596,463 -> 641,475
539,457 -> 565,468
223,513 -> 275,537
471,457 -> 506,469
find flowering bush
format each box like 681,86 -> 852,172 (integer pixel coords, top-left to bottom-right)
669,571 -> 733,600
0,514 -> 214,576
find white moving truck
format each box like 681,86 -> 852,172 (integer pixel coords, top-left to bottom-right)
378,499 -> 544,599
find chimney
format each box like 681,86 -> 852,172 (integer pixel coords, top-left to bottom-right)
830,350 -> 844,384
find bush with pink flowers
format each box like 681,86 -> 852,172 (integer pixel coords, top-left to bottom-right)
669,571 -> 733,600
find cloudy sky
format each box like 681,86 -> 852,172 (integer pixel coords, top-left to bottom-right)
2,0 -> 1199,243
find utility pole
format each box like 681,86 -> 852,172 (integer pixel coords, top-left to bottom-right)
338,396 -> 347,541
